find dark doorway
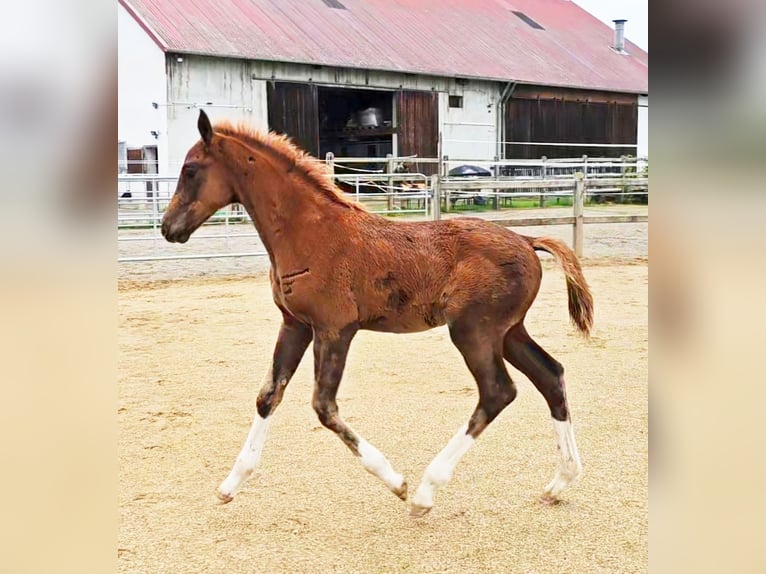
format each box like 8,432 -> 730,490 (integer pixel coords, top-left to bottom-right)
266,82 -> 440,178
317,86 -> 395,160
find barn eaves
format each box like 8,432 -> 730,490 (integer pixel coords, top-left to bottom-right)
512,11 -> 544,30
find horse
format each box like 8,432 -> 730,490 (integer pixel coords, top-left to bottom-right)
161,110 -> 593,516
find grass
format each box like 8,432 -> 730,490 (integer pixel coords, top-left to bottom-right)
364,196 -> 575,216
451,196 -> 574,211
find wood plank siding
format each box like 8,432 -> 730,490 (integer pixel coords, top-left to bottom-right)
396,90 -> 439,174
267,81 -> 320,157
505,85 -> 638,159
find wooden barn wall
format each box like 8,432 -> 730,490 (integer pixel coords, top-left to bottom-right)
267,81 -> 319,156
396,90 -> 439,175
505,85 -> 638,159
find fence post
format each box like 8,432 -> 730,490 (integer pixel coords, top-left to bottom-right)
491,155 -> 499,210
442,154 -> 451,212
151,182 -> 160,253
424,177 -> 430,216
581,154 -> 588,203
325,152 -> 335,176
573,171 -> 585,258
224,197 -> 230,251
438,131 -> 444,177
539,155 -> 547,207
431,174 -> 441,221
386,153 -> 395,211
620,154 -> 627,204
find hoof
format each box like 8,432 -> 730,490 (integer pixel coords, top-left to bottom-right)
215,489 -> 234,504
393,481 -> 408,501
409,503 -> 432,518
539,493 -> 561,506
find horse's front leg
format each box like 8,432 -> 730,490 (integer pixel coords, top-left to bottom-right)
216,313 -> 313,503
312,325 -> 408,500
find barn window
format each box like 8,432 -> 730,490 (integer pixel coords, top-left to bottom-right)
449,95 -> 463,108
512,11 -> 544,30
321,0 -> 346,9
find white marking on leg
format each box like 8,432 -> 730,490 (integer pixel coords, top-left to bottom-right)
217,414 -> 270,502
412,424 -> 475,514
357,438 -> 406,497
542,418 -> 582,502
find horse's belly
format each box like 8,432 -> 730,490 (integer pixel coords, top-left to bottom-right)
359,307 -> 446,334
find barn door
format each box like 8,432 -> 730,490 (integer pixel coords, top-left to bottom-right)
267,81 -> 319,157
126,148 -> 143,174
396,90 -> 438,175
505,86 -> 638,159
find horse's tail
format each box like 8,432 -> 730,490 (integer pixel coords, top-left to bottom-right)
528,236 -> 594,337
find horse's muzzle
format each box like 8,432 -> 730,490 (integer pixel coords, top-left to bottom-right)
161,217 -> 191,243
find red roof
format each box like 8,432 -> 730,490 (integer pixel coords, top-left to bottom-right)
121,0 -> 648,94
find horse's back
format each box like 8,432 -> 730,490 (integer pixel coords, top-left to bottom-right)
351,216 -> 542,333
392,217 -> 541,280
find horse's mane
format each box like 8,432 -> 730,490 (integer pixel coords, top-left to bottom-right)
214,122 -> 365,212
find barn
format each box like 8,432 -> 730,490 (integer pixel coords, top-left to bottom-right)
118,0 -> 648,176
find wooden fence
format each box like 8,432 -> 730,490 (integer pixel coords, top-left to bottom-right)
432,171 -> 648,257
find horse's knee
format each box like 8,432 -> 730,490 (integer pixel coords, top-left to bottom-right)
256,390 -> 275,418
312,397 -> 337,429
256,379 -> 286,418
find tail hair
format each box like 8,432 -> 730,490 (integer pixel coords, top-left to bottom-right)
529,236 -> 594,337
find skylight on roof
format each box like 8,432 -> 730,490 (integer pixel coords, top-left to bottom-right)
321,0 -> 346,9
512,11 -> 544,30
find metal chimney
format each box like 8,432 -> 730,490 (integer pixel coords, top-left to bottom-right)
613,19 -> 627,52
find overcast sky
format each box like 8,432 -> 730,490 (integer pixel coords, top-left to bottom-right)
572,0 -> 648,51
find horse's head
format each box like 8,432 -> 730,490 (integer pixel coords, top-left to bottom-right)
161,110 -> 237,243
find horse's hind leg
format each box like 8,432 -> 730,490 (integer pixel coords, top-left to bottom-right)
503,323 -> 582,504
411,321 -> 517,516
216,313 -> 312,503
312,326 -> 407,500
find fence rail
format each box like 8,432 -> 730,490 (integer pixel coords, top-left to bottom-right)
118,155 -> 647,263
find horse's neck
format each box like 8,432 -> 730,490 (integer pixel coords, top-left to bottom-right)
235,163 -> 342,266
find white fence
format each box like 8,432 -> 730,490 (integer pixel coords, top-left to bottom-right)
118,155 -> 647,263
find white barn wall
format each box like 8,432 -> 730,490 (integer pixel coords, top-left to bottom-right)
439,86 -> 497,161
638,95 -> 648,158
117,4 -> 167,171
166,57 -> 268,172
165,55 -> 500,169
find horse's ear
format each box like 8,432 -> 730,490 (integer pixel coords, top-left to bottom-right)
198,109 -> 213,146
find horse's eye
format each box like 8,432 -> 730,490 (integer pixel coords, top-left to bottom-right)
184,164 -> 198,179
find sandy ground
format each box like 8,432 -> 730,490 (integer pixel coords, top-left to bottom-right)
118,259 -> 648,573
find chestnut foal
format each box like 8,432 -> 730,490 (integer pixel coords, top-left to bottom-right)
162,111 -> 593,516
